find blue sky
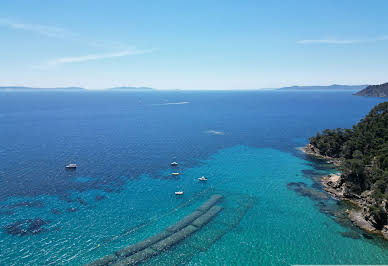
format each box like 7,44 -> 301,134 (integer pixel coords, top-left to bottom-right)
1,0 -> 388,90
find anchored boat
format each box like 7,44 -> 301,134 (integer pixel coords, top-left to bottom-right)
175,191 -> 184,195
171,162 -> 178,166
65,163 -> 77,169
172,172 -> 180,176
198,176 -> 207,181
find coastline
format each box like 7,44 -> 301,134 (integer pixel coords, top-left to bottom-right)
300,144 -> 342,167
301,144 -> 388,239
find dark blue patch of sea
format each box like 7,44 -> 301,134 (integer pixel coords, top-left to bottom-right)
0,90 -> 386,265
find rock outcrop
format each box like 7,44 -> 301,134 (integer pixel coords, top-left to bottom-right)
301,144 -> 342,166
308,153 -> 388,239
302,102 -> 388,239
382,225 -> 388,239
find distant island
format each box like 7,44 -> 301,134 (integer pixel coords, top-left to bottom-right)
303,102 -> 388,239
0,86 -> 156,92
0,86 -> 85,91
108,86 -> 155,91
354,82 -> 388,97
277,84 -> 368,91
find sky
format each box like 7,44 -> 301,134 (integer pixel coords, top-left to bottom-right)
0,0 -> 388,90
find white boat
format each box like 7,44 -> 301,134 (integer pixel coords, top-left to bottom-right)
175,191 -> 184,195
198,176 -> 207,181
65,163 -> 77,169
172,172 -> 180,176
171,161 -> 178,166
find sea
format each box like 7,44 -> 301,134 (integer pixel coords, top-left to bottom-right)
0,90 -> 387,265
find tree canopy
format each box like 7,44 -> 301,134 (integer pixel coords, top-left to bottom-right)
310,102 -> 388,198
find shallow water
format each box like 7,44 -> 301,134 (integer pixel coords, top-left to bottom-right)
0,90 -> 386,265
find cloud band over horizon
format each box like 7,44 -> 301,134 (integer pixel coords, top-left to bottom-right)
0,18 -> 76,39
34,48 -> 157,68
298,36 -> 388,44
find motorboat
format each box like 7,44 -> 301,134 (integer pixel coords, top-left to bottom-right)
65,163 -> 77,169
172,172 -> 180,176
171,162 -> 178,166
175,191 -> 184,195
198,176 -> 207,181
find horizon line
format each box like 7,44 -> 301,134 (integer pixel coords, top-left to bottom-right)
0,83 -> 371,91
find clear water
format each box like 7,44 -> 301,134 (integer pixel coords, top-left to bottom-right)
0,90 -> 386,265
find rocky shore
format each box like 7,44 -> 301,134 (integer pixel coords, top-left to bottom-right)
302,144 -> 388,240
301,144 -> 342,167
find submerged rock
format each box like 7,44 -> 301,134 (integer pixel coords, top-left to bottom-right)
363,232 -> 374,239
302,169 -> 321,178
316,201 -> 335,216
90,194 -> 225,265
4,200 -> 44,209
287,182 -> 329,200
3,218 -> 49,236
333,216 -> 352,227
95,195 -> 106,201
51,209 -> 62,215
340,231 -> 361,239
0,210 -> 14,216
77,197 -> 88,206
104,187 -> 121,193
311,182 -> 322,190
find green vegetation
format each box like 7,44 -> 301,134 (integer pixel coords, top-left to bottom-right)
309,102 -> 388,200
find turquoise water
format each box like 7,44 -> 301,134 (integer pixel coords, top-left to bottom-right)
2,146 -> 388,265
0,91 -> 387,265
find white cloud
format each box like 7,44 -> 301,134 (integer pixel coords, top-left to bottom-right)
0,18 -> 76,39
0,18 -> 125,48
297,36 -> 388,45
0,18 -> 157,69
35,48 -> 156,68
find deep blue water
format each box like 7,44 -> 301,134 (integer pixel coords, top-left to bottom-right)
0,90 -> 386,265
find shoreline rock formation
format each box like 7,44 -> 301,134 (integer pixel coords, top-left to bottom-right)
301,102 -> 388,239
301,144 -> 342,167
303,146 -> 388,239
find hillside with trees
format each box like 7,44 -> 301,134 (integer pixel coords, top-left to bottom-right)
307,102 -> 388,230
